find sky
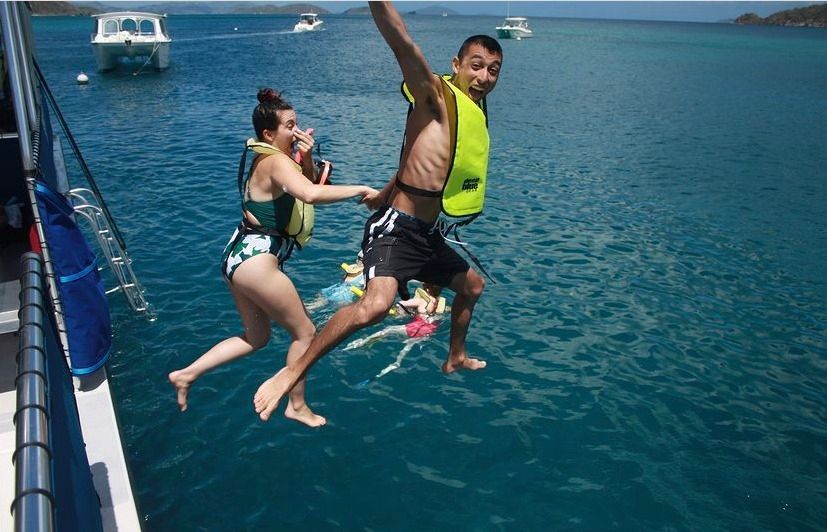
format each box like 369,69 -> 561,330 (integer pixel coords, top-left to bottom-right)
94,1 -> 827,23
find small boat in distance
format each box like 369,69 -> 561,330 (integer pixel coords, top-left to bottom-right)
90,11 -> 172,71
496,17 -> 534,40
293,13 -> 324,32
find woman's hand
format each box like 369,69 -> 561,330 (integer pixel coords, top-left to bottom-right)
293,127 -> 315,159
358,187 -> 381,208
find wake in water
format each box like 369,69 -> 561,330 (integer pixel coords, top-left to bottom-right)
175,30 -> 297,43
353,338 -> 425,389
349,314 -> 444,388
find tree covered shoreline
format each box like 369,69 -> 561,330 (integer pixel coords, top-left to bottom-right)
736,3 -> 827,28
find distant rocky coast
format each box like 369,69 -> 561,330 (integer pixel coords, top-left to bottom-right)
735,3 -> 827,28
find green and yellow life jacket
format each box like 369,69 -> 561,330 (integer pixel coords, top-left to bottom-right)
401,75 -> 490,219
238,139 -> 315,248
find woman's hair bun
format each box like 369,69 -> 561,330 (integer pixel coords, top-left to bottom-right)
257,88 -> 281,104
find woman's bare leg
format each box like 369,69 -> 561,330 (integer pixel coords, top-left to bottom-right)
168,280 -> 271,411
231,255 -> 325,427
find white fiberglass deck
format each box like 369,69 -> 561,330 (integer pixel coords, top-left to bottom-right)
0,332 -> 141,531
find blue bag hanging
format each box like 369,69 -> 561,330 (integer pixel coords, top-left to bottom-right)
34,180 -> 112,374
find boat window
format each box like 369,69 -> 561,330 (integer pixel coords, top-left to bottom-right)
103,19 -> 119,36
121,18 -> 137,34
139,20 -> 155,35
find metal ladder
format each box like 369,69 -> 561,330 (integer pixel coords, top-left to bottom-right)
69,188 -> 155,319
33,60 -> 155,321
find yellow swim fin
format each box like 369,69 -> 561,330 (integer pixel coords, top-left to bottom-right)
341,262 -> 363,276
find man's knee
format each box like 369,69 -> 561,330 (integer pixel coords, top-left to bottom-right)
457,269 -> 485,300
352,280 -> 396,326
353,296 -> 392,327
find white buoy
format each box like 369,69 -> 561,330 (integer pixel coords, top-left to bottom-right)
76,72 -> 89,85
234,27 -> 238,31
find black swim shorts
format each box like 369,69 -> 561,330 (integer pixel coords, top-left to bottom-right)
361,205 -> 469,299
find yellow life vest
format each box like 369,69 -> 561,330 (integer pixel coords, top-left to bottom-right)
401,75 -> 490,218
243,139 -> 315,248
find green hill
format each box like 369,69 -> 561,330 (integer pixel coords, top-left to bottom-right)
344,4 -> 459,16
31,1 -> 98,16
735,3 -> 827,27
407,5 -> 459,16
234,3 -> 329,15
68,2 -> 329,16
342,6 -> 371,16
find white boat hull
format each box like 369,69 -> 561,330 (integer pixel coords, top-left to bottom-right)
90,12 -> 172,72
293,21 -> 324,32
496,27 -> 533,39
92,40 -> 171,71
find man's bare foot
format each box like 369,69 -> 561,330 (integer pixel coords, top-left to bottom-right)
442,356 -> 486,374
168,369 -> 193,411
285,402 -> 327,428
253,367 -> 293,421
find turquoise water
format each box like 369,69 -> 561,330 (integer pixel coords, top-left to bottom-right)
34,14 -> 827,531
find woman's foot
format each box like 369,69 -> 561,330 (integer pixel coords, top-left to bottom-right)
168,370 -> 193,411
285,402 -> 327,428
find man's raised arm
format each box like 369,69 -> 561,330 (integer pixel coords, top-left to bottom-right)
369,1 -> 441,105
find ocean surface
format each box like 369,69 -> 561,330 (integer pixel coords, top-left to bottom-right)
33,13 -> 826,531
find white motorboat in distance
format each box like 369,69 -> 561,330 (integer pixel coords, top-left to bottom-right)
496,17 -> 534,40
293,13 -> 324,32
91,11 -> 171,71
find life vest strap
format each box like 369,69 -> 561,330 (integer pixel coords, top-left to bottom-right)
429,216 -> 497,285
395,176 -> 441,198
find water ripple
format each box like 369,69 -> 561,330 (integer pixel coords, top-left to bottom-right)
32,14 -> 827,532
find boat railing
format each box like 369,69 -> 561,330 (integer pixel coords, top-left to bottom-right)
12,253 -> 54,532
13,252 -> 108,532
3,1 -> 72,361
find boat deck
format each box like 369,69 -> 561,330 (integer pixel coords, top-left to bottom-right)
1,331 -> 142,530
75,369 -> 143,531
0,236 -> 141,529
0,242 -> 23,530
0,332 -> 16,532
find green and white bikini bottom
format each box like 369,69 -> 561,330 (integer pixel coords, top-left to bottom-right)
220,224 -> 290,281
